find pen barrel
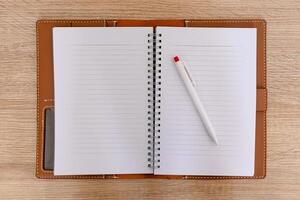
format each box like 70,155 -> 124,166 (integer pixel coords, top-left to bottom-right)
175,61 -> 218,144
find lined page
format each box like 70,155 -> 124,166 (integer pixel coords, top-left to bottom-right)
155,27 -> 256,176
53,27 -> 153,175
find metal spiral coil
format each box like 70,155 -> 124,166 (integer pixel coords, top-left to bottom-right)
154,32 -> 162,169
146,33 -> 154,168
147,31 -> 162,169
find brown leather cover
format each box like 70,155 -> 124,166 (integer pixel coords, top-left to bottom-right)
36,19 -> 267,179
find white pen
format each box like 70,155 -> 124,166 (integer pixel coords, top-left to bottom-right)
173,56 -> 219,145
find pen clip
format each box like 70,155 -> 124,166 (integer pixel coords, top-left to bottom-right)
182,62 -> 198,87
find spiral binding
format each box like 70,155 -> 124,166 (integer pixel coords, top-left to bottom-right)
146,33 -> 155,168
154,32 -> 162,169
146,31 -> 162,169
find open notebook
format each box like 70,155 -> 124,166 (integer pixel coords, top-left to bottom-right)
53,27 -> 256,176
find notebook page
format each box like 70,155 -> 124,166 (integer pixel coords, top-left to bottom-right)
155,27 -> 256,176
53,27 -> 153,175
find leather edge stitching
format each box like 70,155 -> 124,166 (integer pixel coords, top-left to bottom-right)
263,20 -> 267,178
36,20 -> 41,178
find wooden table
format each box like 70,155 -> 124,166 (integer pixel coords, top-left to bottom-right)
0,0 -> 299,199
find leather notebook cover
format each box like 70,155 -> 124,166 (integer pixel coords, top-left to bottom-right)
36,19 -> 267,179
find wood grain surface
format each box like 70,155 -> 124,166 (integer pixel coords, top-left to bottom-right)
0,0 -> 299,199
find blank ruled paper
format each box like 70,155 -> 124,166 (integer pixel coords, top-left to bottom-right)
53,27 -> 153,175
155,27 -> 257,176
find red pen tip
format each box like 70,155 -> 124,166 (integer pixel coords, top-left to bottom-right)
174,56 -> 180,62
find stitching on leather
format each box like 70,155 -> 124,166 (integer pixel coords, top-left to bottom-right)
188,19 -> 265,23
258,89 -> 267,111
37,20 -> 105,24
263,20 -> 267,178
263,112 -> 266,178
264,89 -> 267,111
37,172 -> 107,179
36,21 -> 40,177
182,175 -> 264,180
36,19 -> 266,179
263,21 -> 266,88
